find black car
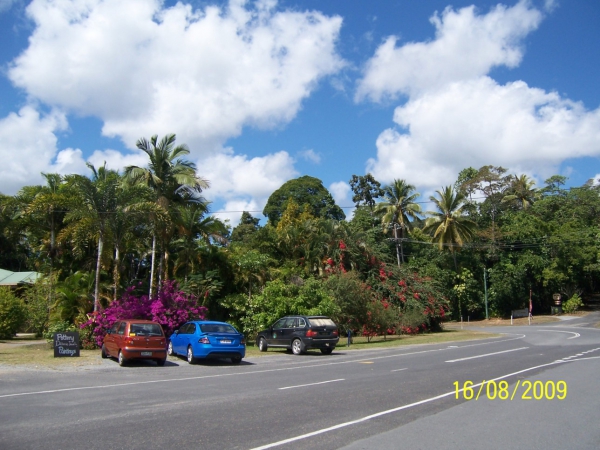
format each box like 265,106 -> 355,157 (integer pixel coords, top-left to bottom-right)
256,315 -> 339,355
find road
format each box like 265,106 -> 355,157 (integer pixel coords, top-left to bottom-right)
1,313 -> 599,450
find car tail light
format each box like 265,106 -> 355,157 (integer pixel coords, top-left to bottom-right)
241,337 -> 246,345
306,329 -> 318,337
198,337 -> 210,344
332,330 -> 338,337
126,339 -> 134,345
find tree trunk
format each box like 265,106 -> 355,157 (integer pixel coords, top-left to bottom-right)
113,245 -> 120,302
94,233 -> 103,312
149,234 -> 156,300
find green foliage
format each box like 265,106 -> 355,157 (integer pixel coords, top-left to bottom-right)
23,278 -> 52,337
240,278 -> 340,338
0,288 -> 27,339
43,321 -> 78,344
324,271 -> 370,333
562,294 -> 584,314
263,176 -> 345,225
452,268 -> 484,319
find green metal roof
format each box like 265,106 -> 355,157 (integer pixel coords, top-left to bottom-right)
0,269 -> 41,286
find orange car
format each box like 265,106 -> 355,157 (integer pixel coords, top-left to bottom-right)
101,320 -> 167,366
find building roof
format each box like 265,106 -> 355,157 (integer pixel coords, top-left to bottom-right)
0,269 -> 41,286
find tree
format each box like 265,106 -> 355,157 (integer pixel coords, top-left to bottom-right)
349,174 -> 384,211
172,202 -> 228,281
63,163 -> 120,312
124,134 -> 209,298
262,176 -> 345,225
423,186 -> 476,270
502,174 -> 539,210
374,179 -> 421,265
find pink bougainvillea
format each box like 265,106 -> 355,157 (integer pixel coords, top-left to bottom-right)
82,281 -> 207,347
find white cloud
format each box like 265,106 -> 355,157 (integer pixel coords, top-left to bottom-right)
9,0 -> 344,154
87,149 -> 149,172
358,1 -> 600,192
356,1 -> 542,101
0,106 -> 78,194
298,149 -> 321,164
367,77 -> 600,191
329,181 -> 351,207
200,149 -> 298,223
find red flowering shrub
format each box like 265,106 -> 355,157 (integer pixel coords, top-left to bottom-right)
82,281 -> 207,347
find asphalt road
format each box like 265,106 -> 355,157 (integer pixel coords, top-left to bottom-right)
1,313 -> 599,450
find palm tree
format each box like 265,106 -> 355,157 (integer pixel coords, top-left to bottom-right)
502,174 -> 539,210
124,134 -> 209,299
374,179 -> 422,265
423,186 -> 476,270
63,163 -> 120,311
172,202 -> 228,281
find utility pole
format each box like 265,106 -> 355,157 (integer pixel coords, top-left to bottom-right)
393,223 -> 401,267
484,268 -> 489,320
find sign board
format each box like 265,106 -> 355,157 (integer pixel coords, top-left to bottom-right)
511,308 -> 529,318
53,332 -> 80,357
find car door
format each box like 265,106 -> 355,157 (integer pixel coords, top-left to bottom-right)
104,321 -> 121,357
172,323 -> 190,354
268,318 -> 287,346
113,321 -> 127,355
278,317 -> 298,347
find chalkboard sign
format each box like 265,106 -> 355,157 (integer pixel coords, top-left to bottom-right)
53,332 -> 80,357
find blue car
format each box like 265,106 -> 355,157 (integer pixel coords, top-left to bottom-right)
168,321 -> 246,364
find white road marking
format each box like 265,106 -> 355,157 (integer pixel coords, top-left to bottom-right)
539,329 -> 580,339
250,357 -> 584,450
445,347 -> 528,363
278,379 -> 344,390
390,368 -> 408,372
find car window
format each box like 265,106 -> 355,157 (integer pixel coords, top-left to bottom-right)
272,318 -> 287,329
117,322 -> 126,335
200,324 -> 236,333
188,323 -> 197,334
297,318 -> 306,328
284,318 -> 296,328
130,323 -> 163,336
110,322 -> 120,334
307,318 -> 336,327
179,323 -> 192,334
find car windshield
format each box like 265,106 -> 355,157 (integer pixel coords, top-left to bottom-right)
308,318 -> 336,327
130,323 -> 163,336
200,324 -> 237,333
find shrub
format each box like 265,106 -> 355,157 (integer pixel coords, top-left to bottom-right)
562,294 -> 584,314
83,281 -> 207,347
44,321 -> 77,344
0,288 -> 27,339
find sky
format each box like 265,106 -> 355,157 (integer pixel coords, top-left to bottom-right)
1,0 -> 599,224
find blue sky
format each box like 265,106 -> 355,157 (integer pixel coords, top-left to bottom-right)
1,0 -> 599,224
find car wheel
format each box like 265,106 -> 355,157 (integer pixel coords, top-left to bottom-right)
156,358 -> 166,366
187,346 -> 195,364
118,351 -> 126,367
101,345 -> 108,359
231,356 -> 242,364
291,339 -> 303,355
167,341 -> 174,356
320,348 -> 334,355
258,337 -> 268,352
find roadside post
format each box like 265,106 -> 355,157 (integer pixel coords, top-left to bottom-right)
347,329 -> 351,347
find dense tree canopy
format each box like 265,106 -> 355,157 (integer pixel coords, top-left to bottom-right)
1,157 -> 598,345
262,175 -> 345,225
